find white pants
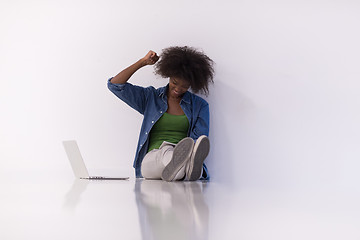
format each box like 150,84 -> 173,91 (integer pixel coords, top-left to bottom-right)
141,141 -> 186,180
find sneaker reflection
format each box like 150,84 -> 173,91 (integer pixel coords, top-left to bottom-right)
135,179 -> 209,240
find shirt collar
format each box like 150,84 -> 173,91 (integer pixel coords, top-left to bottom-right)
159,84 -> 191,104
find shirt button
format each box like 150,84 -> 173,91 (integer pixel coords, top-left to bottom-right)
160,111 -> 163,113
145,132 -> 148,135
140,144 -> 142,147
151,121 -> 154,124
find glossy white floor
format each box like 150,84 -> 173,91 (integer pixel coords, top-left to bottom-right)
1,174 -> 359,240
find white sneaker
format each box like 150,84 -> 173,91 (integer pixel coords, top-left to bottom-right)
186,135 -> 210,181
162,137 -> 194,182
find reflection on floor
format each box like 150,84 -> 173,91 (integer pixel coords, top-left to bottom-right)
135,180 -> 209,240
63,179 -> 209,240
1,177 -> 359,240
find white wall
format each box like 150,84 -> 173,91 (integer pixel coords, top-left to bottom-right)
1,0 -> 359,190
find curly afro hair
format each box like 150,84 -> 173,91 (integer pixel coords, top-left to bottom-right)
154,46 -> 215,96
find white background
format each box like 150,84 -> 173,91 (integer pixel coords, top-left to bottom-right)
1,0 -> 360,191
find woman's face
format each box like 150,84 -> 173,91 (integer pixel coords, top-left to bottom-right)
168,77 -> 190,99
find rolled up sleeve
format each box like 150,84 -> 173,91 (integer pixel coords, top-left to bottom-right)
107,78 -> 152,115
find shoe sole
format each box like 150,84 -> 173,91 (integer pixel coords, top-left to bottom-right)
162,138 -> 194,182
188,136 -> 210,181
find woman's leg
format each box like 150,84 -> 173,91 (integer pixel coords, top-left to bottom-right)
141,149 -> 163,179
141,140 -> 191,181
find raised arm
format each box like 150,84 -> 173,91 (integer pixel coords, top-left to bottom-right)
110,50 -> 159,84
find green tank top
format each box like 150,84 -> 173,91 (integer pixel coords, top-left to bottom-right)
147,112 -> 189,152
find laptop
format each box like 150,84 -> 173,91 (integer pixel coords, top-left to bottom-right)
62,140 -> 129,180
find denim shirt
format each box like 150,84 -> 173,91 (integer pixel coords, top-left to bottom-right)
107,78 -> 210,180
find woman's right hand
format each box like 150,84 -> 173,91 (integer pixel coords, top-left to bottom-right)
110,50 -> 159,84
142,50 -> 159,66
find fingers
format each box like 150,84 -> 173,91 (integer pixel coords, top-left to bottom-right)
146,50 -> 159,65
146,50 -> 156,58
142,50 -> 159,66
150,54 -> 159,63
